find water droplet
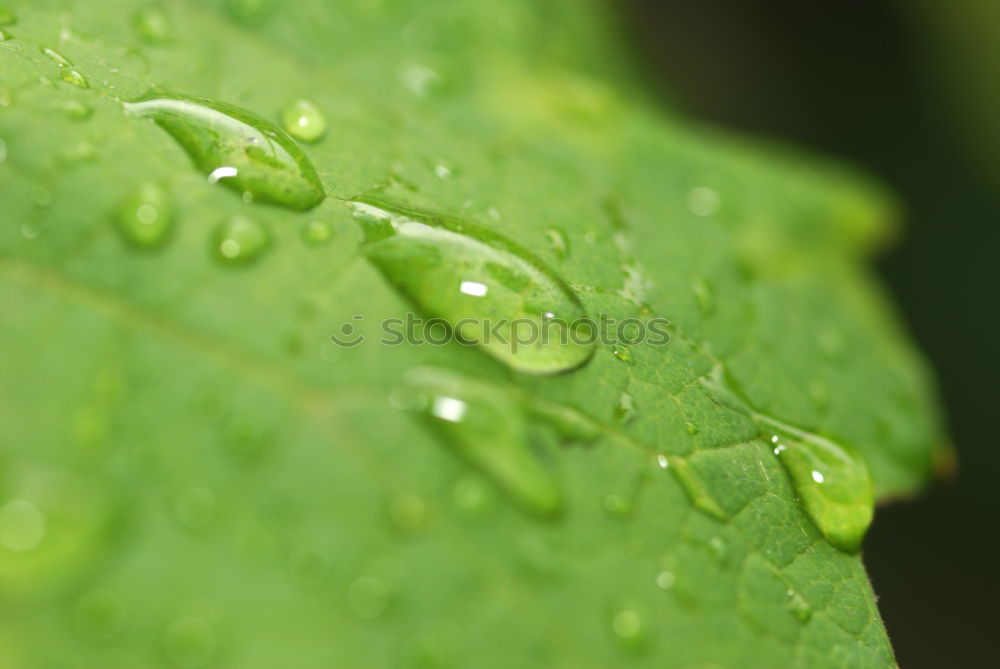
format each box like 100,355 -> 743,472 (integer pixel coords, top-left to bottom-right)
759,415 -> 873,552
398,61 -> 440,96
399,367 -> 563,515
174,488 -> 217,528
281,98 -> 327,143
614,391 -> 636,424
708,536 -> 727,562
124,94 -> 325,210
611,345 -> 633,364
610,609 -> 643,644
787,588 -> 813,623
0,27 -> 11,41
347,576 -> 389,619
544,227 -> 570,260
212,215 -> 270,265
352,199 -> 594,374
115,182 -> 174,250
451,477 -> 490,514
163,617 -> 216,668
602,493 -> 631,518
0,6 -> 16,26
685,421 -> 698,435
433,163 -> 453,180
655,454 -> 669,469
688,186 -> 720,217
299,219 -> 333,246
54,99 -> 93,120
655,570 -> 676,590
135,4 -> 172,43
40,47 -> 89,88
0,138 -> 6,164
74,589 -> 127,640
388,493 -> 426,530
692,278 -> 714,315
287,546 -> 331,586
0,499 -> 45,551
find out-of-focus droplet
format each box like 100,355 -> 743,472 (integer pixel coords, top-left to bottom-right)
212,215 -> 270,265
115,182 -> 174,250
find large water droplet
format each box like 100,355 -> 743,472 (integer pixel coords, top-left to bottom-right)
281,98 -> 327,143
115,182 -> 174,250
41,47 -> 89,88
163,617 -> 216,668
124,94 -> 324,210
352,198 -> 594,374
398,367 -> 563,515
761,415 -> 873,552
212,215 -> 270,265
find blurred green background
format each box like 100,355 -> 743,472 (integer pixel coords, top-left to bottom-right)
620,0 -> 1000,666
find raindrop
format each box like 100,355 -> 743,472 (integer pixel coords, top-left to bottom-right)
602,494 -> 631,518
685,421 -> 698,435
124,93 -> 325,210
398,367 -> 563,515
115,182 -> 174,250
300,218 -> 333,246
614,391 -> 636,424
544,227 -> 570,260
655,570 -> 676,590
212,215 -> 270,265
281,98 -> 327,143
760,415 -> 873,553
55,99 -> 93,120
163,617 -> 216,668
611,609 -> 643,645
351,198 -> 594,374
611,345 -> 633,364
787,588 -> 813,623
347,576 -> 389,619
433,163 -> 453,180
74,589 -> 127,640
691,278 -> 713,315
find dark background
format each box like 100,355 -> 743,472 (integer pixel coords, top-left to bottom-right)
621,1 -> 999,666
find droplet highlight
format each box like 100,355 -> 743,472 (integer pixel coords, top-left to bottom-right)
115,182 -> 174,250
124,93 -> 325,210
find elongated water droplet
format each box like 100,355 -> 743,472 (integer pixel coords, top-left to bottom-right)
124,94 -> 324,211
281,98 -> 326,143
615,391 -> 636,424
212,215 -> 270,265
759,415 -> 873,552
115,182 -> 174,250
352,198 -> 594,375
787,588 -> 813,623
692,278 -> 713,315
611,345 -> 633,364
41,47 -> 89,88
398,367 -> 563,515
0,6 -> 16,26
163,617 -> 216,668
545,227 -> 569,260
135,4 -> 172,43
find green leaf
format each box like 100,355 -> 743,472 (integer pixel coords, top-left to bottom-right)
0,1 -> 945,667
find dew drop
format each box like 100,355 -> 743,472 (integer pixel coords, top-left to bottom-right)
787,588 -> 813,623
655,454 -> 669,469
352,198 -> 594,374
347,576 -> 389,619
0,499 -> 45,552
300,218 -> 333,246
115,182 -> 174,250
544,227 -> 570,260
433,163 -> 453,180
135,4 -> 172,43
281,98 -> 327,143
74,589 -> 127,640
655,570 -> 676,590
611,345 -> 633,364
611,609 -> 644,645
124,93 -> 325,210
602,494 -> 631,518
614,391 -> 636,424
163,617 -> 216,668
0,27 -> 11,41
41,47 -> 89,88
685,421 -> 698,435
399,367 -> 563,515
212,215 -> 270,265
451,477 -> 490,514
173,487 -> 216,528
759,415 -> 873,552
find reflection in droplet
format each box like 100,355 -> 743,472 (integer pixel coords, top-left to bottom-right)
124,93 -> 324,210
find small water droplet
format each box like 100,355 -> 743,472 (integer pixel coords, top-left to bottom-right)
708,536 -> 727,561
760,415 -> 873,552
0,5 -> 16,26
398,61 -> 440,96
614,391 -> 636,424
0,27 -> 12,41
388,493 -> 426,530
685,421 -> 699,435
655,454 -> 669,469
163,617 -> 216,668
352,199 -> 594,374
287,546 -> 331,586
347,575 -> 389,619
300,218 -> 333,246
0,499 -> 46,551
451,477 -> 490,514
611,609 -> 643,644
125,94 -> 325,210
787,588 -> 813,622
611,345 -> 633,364
135,4 -> 172,43
281,98 -> 327,143
115,182 -> 174,250
692,278 -> 714,315
74,589 -> 127,640
400,367 -> 563,515
212,215 -> 270,265
602,493 -> 631,518
54,99 -> 93,120
655,570 -> 676,590
174,487 -> 216,528
0,138 -> 6,164
544,227 -> 570,260
688,186 -> 720,217
433,163 -> 453,180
